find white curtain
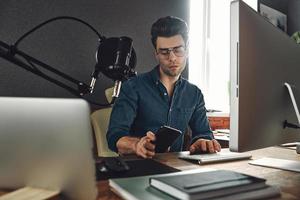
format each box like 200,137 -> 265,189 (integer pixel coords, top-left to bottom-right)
189,0 -> 257,112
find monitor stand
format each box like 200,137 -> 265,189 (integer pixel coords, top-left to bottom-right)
284,82 -> 300,154
248,83 -> 300,172
284,82 -> 300,128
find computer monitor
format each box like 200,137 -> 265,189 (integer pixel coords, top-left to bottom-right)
0,97 -> 98,199
230,0 -> 300,152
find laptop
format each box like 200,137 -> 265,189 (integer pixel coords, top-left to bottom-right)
0,97 -> 97,200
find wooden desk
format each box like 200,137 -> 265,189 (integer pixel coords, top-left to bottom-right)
98,147 -> 300,200
1,147 -> 299,199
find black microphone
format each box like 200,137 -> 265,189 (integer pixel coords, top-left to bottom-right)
111,36 -> 134,99
90,36 -> 137,95
114,37 -> 133,69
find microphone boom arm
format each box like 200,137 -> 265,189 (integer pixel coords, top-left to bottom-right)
0,39 -> 90,97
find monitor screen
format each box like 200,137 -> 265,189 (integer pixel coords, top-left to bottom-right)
0,97 -> 97,199
230,0 -> 300,152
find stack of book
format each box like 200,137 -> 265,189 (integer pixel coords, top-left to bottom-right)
109,169 -> 280,200
149,170 -> 280,200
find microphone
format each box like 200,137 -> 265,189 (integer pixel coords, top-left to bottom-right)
114,37 -> 133,70
111,37 -> 135,99
90,36 -> 137,96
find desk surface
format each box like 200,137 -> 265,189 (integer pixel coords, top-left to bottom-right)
98,146 -> 300,200
0,147 -> 299,199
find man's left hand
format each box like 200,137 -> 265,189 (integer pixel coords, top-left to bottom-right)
189,139 -> 221,154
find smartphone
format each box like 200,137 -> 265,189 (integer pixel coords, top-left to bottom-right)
154,125 -> 182,153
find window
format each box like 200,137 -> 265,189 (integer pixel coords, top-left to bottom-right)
189,0 -> 257,112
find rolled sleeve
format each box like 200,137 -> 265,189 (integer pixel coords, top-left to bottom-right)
106,80 -> 138,152
189,91 -> 213,145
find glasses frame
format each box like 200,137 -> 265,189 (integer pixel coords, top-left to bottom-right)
156,45 -> 186,59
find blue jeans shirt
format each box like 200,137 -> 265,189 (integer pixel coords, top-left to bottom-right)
107,66 -> 213,152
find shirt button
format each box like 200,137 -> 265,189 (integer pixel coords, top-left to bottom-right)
169,109 -> 172,112
156,81 -> 159,85
164,92 -> 167,96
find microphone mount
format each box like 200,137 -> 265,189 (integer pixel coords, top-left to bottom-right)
0,16 -> 137,106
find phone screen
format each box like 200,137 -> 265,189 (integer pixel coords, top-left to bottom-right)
154,126 -> 182,153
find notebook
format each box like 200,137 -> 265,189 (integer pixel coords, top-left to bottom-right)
0,97 -> 97,200
149,170 -> 267,200
178,149 -> 251,164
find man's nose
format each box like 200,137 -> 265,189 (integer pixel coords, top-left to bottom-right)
168,50 -> 177,61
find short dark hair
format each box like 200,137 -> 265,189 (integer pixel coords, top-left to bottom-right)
151,16 -> 189,48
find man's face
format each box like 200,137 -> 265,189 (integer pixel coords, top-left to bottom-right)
155,35 -> 188,78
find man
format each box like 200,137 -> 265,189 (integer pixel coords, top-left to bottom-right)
107,16 -> 221,158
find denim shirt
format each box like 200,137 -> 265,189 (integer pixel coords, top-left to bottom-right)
107,66 -> 213,152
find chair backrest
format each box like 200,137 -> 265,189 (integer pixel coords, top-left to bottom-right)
91,87 -> 118,157
105,87 -> 114,104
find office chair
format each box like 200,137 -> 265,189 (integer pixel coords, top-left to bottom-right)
91,87 -> 118,157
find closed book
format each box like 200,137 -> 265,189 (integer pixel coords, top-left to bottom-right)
149,170 -> 266,200
211,185 -> 281,200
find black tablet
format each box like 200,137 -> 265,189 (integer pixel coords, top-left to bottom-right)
154,126 -> 182,153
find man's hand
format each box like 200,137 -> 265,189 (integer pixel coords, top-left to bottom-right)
134,131 -> 156,158
189,139 -> 221,154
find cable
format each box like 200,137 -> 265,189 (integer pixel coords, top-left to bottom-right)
22,55 -> 41,72
14,16 -> 104,48
13,16 -> 114,106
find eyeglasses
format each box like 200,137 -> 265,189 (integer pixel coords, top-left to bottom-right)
157,45 -> 186,58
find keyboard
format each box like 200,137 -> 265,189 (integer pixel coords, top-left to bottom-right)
178,149 -> 252,164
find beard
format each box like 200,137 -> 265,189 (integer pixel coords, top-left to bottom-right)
161,64 -> 185,77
